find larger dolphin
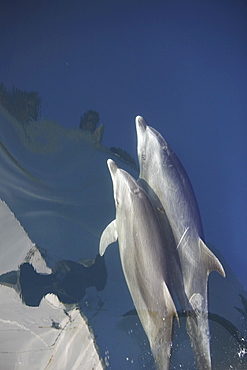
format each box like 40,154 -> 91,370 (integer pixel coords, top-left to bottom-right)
99,159 -> 178,370
135,116 -> 225,370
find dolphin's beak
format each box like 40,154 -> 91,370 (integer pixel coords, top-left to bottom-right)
135,116 -> 147,133
107,159 -> 118,178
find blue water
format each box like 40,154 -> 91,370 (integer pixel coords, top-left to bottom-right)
0,1 -> 246,368
1,0 -> 246,288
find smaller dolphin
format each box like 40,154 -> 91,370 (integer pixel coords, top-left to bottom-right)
99,159 -> 178,370
135,116 -> 225,370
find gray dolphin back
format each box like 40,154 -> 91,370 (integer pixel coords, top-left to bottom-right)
135,115 -> 225,370
99,158 -> 178,370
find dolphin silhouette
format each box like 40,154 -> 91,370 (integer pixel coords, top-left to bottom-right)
135,116 -> 225,370
99,159 -> 178,370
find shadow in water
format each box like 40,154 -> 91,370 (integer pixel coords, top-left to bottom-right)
0,254 -> 107,306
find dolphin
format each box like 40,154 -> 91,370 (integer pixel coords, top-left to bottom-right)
135,116 -> 225,370
99,159 -> 178,370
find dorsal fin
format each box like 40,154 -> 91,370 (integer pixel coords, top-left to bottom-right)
199,238 -> 226,277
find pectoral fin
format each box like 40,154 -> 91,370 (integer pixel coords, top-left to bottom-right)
199,238 -> 226,277
99,220 -> 118,256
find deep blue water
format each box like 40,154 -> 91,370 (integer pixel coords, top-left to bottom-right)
0,1 -> 247,368
1,0 -> 246,288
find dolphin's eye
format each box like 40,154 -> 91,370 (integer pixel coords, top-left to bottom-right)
142,152 -> 146,161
